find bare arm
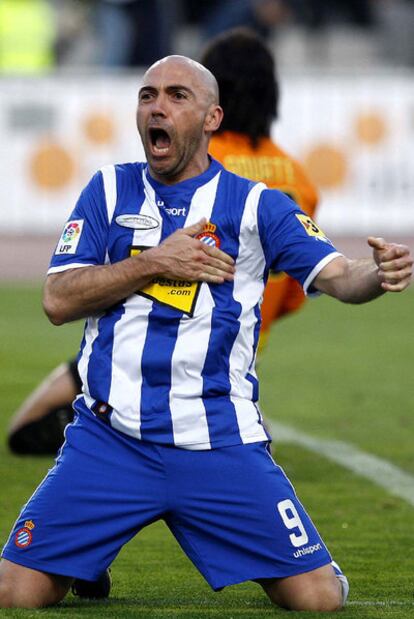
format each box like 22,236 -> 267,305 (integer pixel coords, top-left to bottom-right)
43,219 -> 235,325
313,237 -> 413,303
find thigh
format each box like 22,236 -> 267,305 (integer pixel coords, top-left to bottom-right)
2,410 -> 168,581
165,442 -> 332,591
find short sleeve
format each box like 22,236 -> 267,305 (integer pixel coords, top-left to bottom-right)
257,189 -> 341,294
48,171 -> 110,274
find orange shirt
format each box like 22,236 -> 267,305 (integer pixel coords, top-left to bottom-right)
209,131 -> 319,351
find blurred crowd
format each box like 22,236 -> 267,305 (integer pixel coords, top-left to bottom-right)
0,0 -> 413,73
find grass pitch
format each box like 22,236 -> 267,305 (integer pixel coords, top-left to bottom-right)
0,283 -> 413,618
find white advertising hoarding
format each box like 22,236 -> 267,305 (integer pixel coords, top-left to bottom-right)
0,71 -> 413,235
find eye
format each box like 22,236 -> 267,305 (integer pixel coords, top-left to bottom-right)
139,91 -> 153,102
173,91 -> 187,100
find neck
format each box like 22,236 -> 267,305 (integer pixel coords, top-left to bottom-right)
148,154 -> 211,186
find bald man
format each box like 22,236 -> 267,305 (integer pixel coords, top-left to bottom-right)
0,56 -> 411,610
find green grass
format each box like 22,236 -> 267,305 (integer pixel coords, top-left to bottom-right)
1,284 -> 414,618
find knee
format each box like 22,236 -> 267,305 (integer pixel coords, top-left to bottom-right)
267,581 -> 343,612
0,576 -> 37,609
0,562 -> 71,609
0,579 -> 68,609
0,577 -> 14,608
260,564 -> 346,612
294,583 -> 343,612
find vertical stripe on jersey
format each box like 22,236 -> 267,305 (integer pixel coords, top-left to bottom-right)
82,165 -> 125,412
245,303 -> 261,402
79,166 -> 117,396
140,306 -> 180,443
108,175 -> 162,438
228,182 -> 269,443
168,172 -> 221,448
139,167 -> 177,442
87,304 -> 127,405
78,314 -> 103,397
100,165 -> 117,223
198,173 -> 250,448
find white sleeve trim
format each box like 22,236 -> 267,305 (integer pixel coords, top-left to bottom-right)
47,263 -> 94,275
303,251 -> 343,297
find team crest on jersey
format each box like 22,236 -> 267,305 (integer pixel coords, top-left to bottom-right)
295,214 -> 329,242
196,221 -> 221,248
55,219 -> 84,255
130,246 -> 200,316
15,520 -> 35,548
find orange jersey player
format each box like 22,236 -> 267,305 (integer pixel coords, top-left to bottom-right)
203,30 -> 319,351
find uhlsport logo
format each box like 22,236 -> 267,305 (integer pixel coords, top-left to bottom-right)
15,520 -> 35,548
293,542 -> 322,559
196,221 -> 221,248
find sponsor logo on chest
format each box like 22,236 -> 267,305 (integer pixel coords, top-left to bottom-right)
116,214 -> 160,230
129,222 -> 220,315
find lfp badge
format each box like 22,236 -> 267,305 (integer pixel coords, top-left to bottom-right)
55,219 -> 84,255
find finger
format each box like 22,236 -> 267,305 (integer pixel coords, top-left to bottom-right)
202,258 -> 236,276
181,218 -> 207,237
378,245 -> 411,263
379,256 -> 413,272
200,255 -> 235,275
199,273 -> 226,284
200,264 -> 235,281
367,236 -> 387,251
381,279 -> 411,292
201,244 -> 235,266
379,265 -> 413,282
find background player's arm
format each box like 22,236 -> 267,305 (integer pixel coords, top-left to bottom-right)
277,277 -> 306,318
8,363 -> 77,435
314,237 -> 412,302
7,362 -> 79,455
44,220 -> 235,325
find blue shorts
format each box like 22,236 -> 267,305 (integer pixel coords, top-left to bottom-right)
2,408 -> 332,590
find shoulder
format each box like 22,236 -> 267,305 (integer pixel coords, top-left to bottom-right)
259,187 -> 298,211
100,162 -> 146,181
97,161 -> 146,195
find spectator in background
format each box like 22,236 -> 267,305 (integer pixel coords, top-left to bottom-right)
0,0 -> 56,73
376,0 -> 414,66
95,0 -> 174,67
291,0 -> 375,30
202,0 -> 291,40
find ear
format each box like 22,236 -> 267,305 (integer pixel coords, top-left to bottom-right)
205,105 -> 224,133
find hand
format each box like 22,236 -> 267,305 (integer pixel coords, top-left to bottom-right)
367,237 -> 413,292
150,219 -> 235,284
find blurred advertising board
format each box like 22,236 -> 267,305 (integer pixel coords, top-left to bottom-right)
0,71 -> 413,235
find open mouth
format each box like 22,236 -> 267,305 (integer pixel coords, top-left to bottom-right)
149,128 -> 171,155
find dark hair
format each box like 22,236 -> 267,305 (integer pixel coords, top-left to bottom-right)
200,27 -> 279,146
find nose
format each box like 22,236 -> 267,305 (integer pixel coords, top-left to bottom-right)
150,93 -> 168,118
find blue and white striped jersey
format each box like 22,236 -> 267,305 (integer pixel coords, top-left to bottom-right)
48,158 -> 340,449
